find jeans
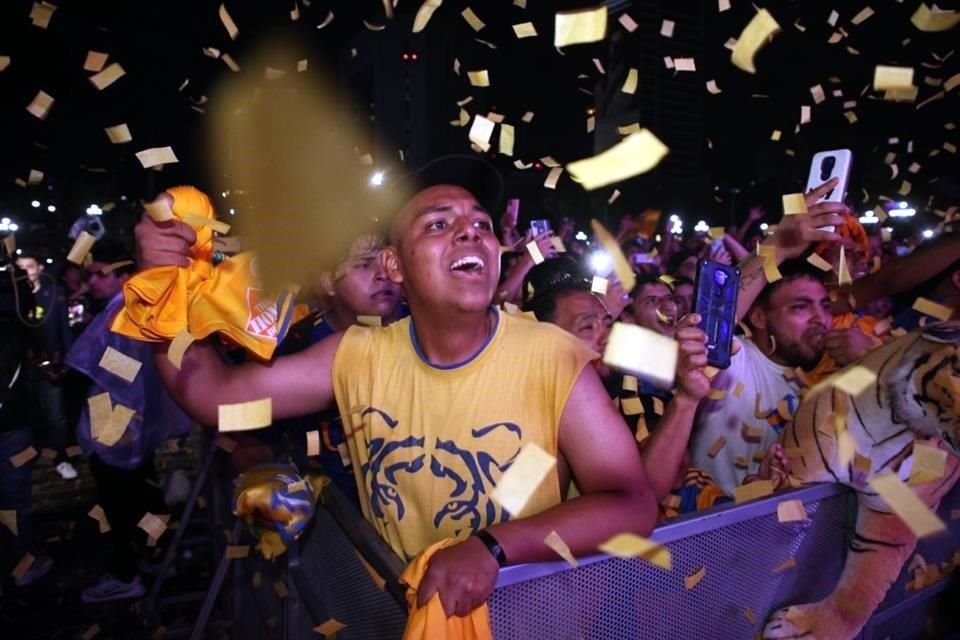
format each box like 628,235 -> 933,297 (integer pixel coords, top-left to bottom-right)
28,374 -> 71,461
0,427 -> 36,575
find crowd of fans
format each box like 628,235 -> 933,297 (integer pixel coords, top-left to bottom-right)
1,156 -> 958,621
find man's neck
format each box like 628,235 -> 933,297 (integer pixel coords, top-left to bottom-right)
325,303 -> 354,333
409,306 -> 495,367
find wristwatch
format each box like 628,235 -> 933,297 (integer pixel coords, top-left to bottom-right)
473,529 -> 508,567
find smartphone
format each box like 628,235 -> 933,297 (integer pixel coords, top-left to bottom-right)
693,259 -> 740,369
530,219 -> 552,237
805,149 -> 853,233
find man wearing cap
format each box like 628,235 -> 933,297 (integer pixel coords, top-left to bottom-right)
135,156 -> 657,618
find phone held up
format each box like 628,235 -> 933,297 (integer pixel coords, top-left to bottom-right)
693,259 -> 740,369
529,219 -> 552,237
804,148 -> 852,234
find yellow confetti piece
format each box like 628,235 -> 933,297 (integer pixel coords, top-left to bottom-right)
772,558 -> 797,574
869,472 -> 946,538
104,123 -> 132,144
544,167 -> 564,190
603,323 -> 678,389
219,3 -> 239,40
356,315 -> 381,327
946,73 -> 960,92
135,146 -> 179,169
525,241 -> 545,265
621,396 -> 644,416
828,365 -> 877,397
674,57 -> 696,72
461,7 -> 485,31
884,86 -> 919,102
89,63 -> 125,90
660,19 -> 675,37
707,388 -> 727,401
544,530 -> 578,567
731,9 -> 781,74
513,22 -> 537,38
741,423 -> 763,443
491,443 -> 556,516
777,499 -> 808,523
568,130 -> 668,191
685,566 -> 706,589
180,213 -> 231,235
733,480 -> 774,504
781,193 -> 807,215
83,51 -> 108,72
758,245 -> 781,283
218,398 -> 273,432
621,375 -> 638,393
706,79 -> 722,94
467,69 -> 490,87
98,346 -> 142,383
837,245 -> 853,286
138,512 -> 168,540
599,533 -> 671,569
11,552 -> 34,580
910,443 -> 948,485
499,123 -> 515,156
0,510 -> 17,536
730,381 -> 744,399
226,545 -> 250,559
618,13 -> 638,32
874,65 -> 914,91
911,4 -> 960,32
555,6 -> 608,48
707,436 -> 727,458
591,276 -> 608,295
30,2 -> 55,29
306,430 -> 320,456
412,0 -> 443,33
806,253 -> 833,272
622,68 -> 638,94
770,129 -> 782,141
88,504 -> 111,533
912,297 -> 953,321
314,619 -> 346,637
167,329 -> 196,370
67,231 -> 97,266
26,90 -> 54,120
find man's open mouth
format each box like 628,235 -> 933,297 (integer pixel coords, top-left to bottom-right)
450,255 -> 486,274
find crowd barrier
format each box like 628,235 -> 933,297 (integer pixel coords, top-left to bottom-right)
278,481 -> 960,640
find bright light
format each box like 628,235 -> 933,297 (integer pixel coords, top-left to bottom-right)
47,205 -> 56,212
1,217 -> 9,224
574,231 -> 588,241
31,200 -> 40,208
45,258 -> 53,264
858,214 -> 879,224
229,208 -> 236,215
589,251 -> 612,274
898,201 -> 909,209
694,220 -> 710,233
921,229 -> 934,239
669,214 -> 680,222
670,219 -> 683,235
0,218 -> 17,232
86,204 -> 102,216
655,234 -> 662,243
760,223 -> 769,231
369,170 -> 386,187
889,207 -> 915,218
221,191 -> 228,198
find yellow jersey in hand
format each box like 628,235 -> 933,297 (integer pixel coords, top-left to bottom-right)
332,308 -> 596,561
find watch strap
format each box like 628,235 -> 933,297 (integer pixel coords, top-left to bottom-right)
473,529 -> 507,567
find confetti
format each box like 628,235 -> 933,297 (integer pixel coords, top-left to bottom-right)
306,430 -> 320,456
27,169 -> 43,185
26,90 -> 54,120
909,443 -> 947,485
84,51 -> 108,72
777,499 -> 808,523
707,388 -> 727,400
603,322 -> 678,389
912,297 -> 953,321
138,512 -> 168,540
467,70 -> 490,87
314,620 -> 346,637
621,396 -> 644,416
618,14 -> 638,32
0,510 -> 17,535
706,79 -> 722,94
590,219 -> 636,293
0,56 -> 9,72
806,253 -> 833,272
869,472 -> 945,538
525,241 -> 545,265
837,245 -> 853,285
851,7 -> 874,25
911,5 -> 960,32
544,530 -> 578,567
104,123 -> 132,144
555,6 -> 608,48
782,193 -> 807,215
461,7 -> 485,31
544,167 -> 563,190
89,63 -> 126,90
810,84 -> 825,104
491,443 -> 556,516
412,0 -> 442,32
772,558 -> 797,574
521,111 -> 535,123
733,381 -> 745,398
741,424 -> 763,443
181,213 -> 231,235
599,533 -> 671,569
226,545 -> 250,559
718,0 -> 731,12
88,505 -> 111,533
499,123 -> 515,156
828,365 -> 877,397
135,147 -> 179,169
685,566 -> 706,589
660,19 -> 675,38
800,105 -> 811,125
622,68 -> 638,94
591,276 -> 608,295
758,245 -> 781,283
219,4 -> 239,39
357,315 -> 381,327
222,53 -> 240,72
218,398 -> 272,432
167,329 -> 196,370
873,65 -> 915,91
99,347 -> 142,383
733,480 -> 774,504
513,22 -> 537,38
568,130 -> 668,191
731,9 -> 781,74
30,2 -> 55,29
67,232 -> 97,265
770,130 -> 782,141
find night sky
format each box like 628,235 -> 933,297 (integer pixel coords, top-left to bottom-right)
1,0 -> 958,258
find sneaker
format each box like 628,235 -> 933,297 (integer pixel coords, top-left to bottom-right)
81,575 -> 145,604
55,461 -> 78,480
14,553 -> 53,587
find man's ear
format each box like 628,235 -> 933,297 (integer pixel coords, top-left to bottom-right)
748,305 -> 767,331
381,247 -> 403,285
319,272 -> 336,298
951,269 -> 960,293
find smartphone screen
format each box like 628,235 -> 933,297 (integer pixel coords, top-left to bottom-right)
529,219 -> 551,237
693,259 -> 740,369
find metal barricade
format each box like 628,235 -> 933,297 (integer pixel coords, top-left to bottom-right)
284,482 -> 959,640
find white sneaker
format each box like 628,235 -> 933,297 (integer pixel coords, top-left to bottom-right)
80,575 -> 145,604
56,461 -> 78,480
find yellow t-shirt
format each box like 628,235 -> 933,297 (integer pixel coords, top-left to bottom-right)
332,309 -> 596,561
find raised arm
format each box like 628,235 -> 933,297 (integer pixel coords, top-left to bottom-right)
734,179 -> 845,324
416,364 -> 656,616
154,332 -> 342,426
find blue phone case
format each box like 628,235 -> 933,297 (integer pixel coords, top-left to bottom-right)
693,259 -> 740,369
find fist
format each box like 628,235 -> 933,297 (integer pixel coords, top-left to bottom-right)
135,193 -> 196,269
822,327 -> 875,367
757,443 -> 792,487
674,314 -> 710,402
417,536 -> 499,618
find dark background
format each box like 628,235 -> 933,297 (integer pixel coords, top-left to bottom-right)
1,0 -> 958,259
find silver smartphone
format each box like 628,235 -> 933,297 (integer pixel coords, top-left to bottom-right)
805,149 -> 852,233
